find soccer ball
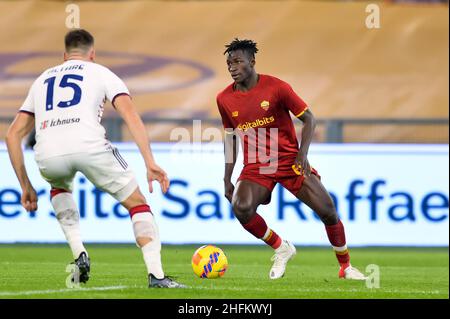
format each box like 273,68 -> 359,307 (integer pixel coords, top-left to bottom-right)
191,245 -> 228,278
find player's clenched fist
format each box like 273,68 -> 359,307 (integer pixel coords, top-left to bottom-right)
224,180 -> 235,203
21,185 -> 38,212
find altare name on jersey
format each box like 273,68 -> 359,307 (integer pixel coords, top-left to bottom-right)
47,64 -> 84,74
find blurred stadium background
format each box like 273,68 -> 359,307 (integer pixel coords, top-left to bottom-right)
0,0 -> 448,144
0,0 -> 448,299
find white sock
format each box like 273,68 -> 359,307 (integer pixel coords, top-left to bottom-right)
51,192 -> 87,259
142,242 -> 164,279
131,212 -> 164,279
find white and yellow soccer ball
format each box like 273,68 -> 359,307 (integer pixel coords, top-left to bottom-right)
191,245 -> 228,279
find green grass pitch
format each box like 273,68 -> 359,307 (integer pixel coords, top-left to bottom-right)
0,244 -> 448,299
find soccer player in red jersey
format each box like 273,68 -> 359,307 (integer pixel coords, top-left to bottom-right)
217,39 -> 366,280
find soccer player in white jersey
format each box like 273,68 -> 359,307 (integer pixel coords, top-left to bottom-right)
6,29 -> 186,288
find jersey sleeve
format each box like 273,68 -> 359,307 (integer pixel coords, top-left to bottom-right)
278,81 -> 308,118
19,81 -> 36,115
101,67 -> 130,107
216,96 -> 234,134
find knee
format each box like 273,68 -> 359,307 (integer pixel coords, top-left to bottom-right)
132,212 -> 160,248
232,198 -> 253,214
136,237 -> 151,247
55,208 -> 79,226
319,200 -> 339,225
130,191 -> 146,205
232,198 -> 254,221
122,188 -> 147,210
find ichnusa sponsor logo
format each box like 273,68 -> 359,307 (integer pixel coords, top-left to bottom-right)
40,117 -> 80,130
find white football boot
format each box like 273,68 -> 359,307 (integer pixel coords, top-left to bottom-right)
339,265 -> 367,280
269,240 -> 296,279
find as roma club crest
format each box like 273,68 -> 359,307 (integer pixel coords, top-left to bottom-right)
260,100 -> 270,111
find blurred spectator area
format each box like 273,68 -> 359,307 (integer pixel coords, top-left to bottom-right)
0,0 -> 448,143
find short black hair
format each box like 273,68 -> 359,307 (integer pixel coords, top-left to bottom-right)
224,38 -> 258,59
65,29 -> 94,53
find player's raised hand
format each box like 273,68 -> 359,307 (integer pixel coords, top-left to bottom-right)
147,164 -> 170,194
294,152 -> 311,177
224,180 -> 235,203
21,185 -> 38,212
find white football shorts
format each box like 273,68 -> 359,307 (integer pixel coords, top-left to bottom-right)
36,147 -> 138,202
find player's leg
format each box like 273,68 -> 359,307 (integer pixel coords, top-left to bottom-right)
51,188 -> 87,260
232,180 -> 281,248
295,175 -> 366,280
119,188 -> 164,279
37,156 -> 90,283
233,179 -> 296,279
79,149 -> 185,288
119,185 -> 186,288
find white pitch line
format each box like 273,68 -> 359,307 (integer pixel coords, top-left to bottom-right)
0,285 -> 130,297
0,285 -> 445,297
190,286 -> 444,295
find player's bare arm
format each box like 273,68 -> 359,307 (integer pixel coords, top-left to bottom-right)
294,109 -> 316,177
114,94 -> 170,194
5,112 -> 38,212
223,131 -> 238,202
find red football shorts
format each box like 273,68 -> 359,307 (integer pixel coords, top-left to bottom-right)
237,157 -> 320,204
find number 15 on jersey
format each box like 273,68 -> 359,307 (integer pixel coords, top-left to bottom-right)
44,74 -> 83,111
